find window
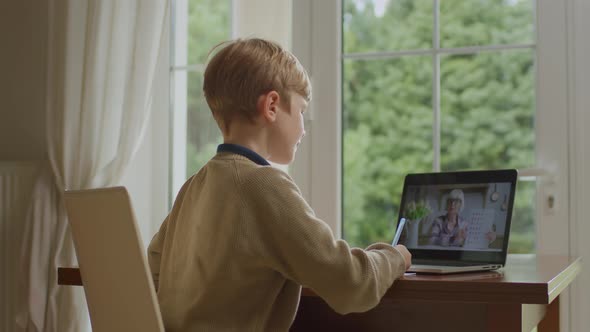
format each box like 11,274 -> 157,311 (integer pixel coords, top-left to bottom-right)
293,0 -> 569,259
170,0 -> 232,198
341,0 -> 536,253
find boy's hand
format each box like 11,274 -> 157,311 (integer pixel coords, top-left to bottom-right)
394,244 -> 412,270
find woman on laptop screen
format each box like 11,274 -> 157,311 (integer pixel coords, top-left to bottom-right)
429,189 -> 496,247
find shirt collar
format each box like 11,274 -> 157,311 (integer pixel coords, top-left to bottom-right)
217,143 -> 270,166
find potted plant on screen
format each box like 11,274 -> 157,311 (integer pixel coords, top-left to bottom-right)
404,200 -> 431,247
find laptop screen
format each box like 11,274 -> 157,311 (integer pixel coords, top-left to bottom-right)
396,169 -> 517,265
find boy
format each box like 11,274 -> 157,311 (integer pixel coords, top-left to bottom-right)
148,38 -> 411,331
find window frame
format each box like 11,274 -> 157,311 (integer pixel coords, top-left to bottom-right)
292,0 -> 569,250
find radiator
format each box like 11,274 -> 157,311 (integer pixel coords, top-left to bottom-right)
0,161 -> 40,332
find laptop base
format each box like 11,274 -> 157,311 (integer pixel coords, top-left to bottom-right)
408,264 -> 503,274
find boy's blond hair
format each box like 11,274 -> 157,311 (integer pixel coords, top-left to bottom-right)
203,38 -> 311,131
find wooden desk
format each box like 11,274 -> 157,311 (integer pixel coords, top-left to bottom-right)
58,255 -> 580,332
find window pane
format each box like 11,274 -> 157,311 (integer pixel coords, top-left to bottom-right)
182,0 -> 230,178
509,179 -> 535,253
188,0 -> 231,65
440,0 -> 534,48
343,0 -> 433,54
342,56 -> 433,248
440,49 -> 535,171
186,70 -> 222,177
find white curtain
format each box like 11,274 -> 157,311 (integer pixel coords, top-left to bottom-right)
16,1 -> 169,331
0,162 -> 39,332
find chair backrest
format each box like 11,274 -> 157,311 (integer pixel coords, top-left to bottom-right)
64,187 -> 164,332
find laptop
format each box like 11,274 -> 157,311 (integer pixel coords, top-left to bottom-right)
63,187 -> 165,332
393,169 -> 517,274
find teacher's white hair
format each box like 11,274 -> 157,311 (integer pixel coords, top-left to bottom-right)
448,189 -> 465,212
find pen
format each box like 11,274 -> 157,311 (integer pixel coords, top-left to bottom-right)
392,218 -> 406,246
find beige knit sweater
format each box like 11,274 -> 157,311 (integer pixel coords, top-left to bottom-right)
148,152 -> 407,331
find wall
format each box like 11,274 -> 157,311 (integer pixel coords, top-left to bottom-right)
0,0 -> 48,161
0,3 -> 48,330
569,0 -> 590,330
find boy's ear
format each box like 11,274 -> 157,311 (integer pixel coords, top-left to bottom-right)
257,91 -> 281,123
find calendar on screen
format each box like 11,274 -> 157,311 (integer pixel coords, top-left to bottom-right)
463,209 -> 496,249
